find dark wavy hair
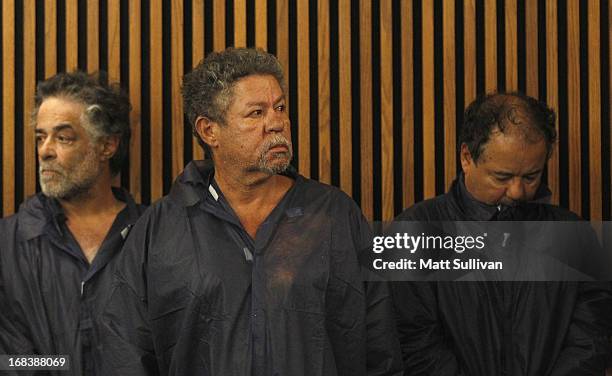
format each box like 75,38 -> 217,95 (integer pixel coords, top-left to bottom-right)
459,92 -> 557,163
33,71 -> 131,175
182,47 -> 285,157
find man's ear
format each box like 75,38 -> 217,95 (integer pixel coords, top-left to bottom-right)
194,116 -> 219,150
100,134 -> 120,161
459,143 -> 474,172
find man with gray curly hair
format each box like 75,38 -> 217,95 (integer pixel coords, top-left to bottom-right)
0,71 -> 145,375
98,47 -> 402,375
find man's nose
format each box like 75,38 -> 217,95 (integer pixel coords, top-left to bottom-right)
505,178 -> 526,201
265,112 -> 288,133
38,138 -> 56,161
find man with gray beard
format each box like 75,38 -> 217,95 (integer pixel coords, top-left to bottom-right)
0,71 -> 145,375
97,47 -> 402,376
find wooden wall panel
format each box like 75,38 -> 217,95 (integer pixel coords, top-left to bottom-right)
401,0 -> 414,211
317,0 -> 331,185
65,0 -> 78,72
23,0 -> 36,199
588,0 -> 601,220
44,0 -> 56,78
276,0 -> 289,80
234,0 -> 246,48
3,0 -> 15,215
171,0 -> 184,180
297,0 -> 310,178
381,0 -> 394,219
464,0 -> 477,104
0,0 -> 609,221
191,0 -> 205,162
360,0 -> 373,220
150,0 -> 163,200
505,0 -> 518,90
255,0 -> 267,49
129,0 -> 142,203
89,0 -> 100,72
339,0 -> 352,196
108,0 -> 120,187
567,0 -> 581,215
443,0 -> 456,191
546,0 -> 560,206
525,0 -> 538,96
484,0 -> 497,93
107,0 -> 119,80
422,0 -> 435,199
213,1 -> 225,51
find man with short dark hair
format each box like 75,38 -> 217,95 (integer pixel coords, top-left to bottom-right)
0,71 -> 145,375
97,47 -> 402,375
393,92 -> 612,375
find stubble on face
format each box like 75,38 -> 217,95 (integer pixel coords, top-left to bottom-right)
39,145 -> 102,200
253,134 -> 293,174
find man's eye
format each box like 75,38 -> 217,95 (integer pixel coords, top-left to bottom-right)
495,176 -> 512,183
35,136 -> 45,144
523,175 -> 538,182
57,135 -> 73,143
249,110 -> 263,117
276,104 -> 285,112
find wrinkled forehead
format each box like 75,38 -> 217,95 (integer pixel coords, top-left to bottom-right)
227,74 -> 285,106
34,96 -> 96,138
36,97 -> 86,125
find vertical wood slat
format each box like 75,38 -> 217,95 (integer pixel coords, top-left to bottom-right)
401,0 -> 414,210
255,0 -> 267,49
192,0 -> 205,161
3,0 -> 15,215
213,1 -> 225,51
276,0 -> 289,109
525,0 -> 538,96
107,0 -> 120,80
234,0 -> 246,48
318,0 -> 331,184
567,0 -> 581,215
443,0 -> 456,191
24,0 -> 36,199
276,0 -> 289,73
297,0 -> 310,177
44,0 -> 57,78
88,0 -> 100,72
609,1 -> 612,217
546,0 -> 560,205
484,0 -> 497,93
129,0 -> 142,202
422,0 -> 435,199
150,0 -> 163,200
588,0 -> 601,219
171,0 -> 184,178
360,0 -> 373,220
464,0 -> 477,104
505,0 -> 518,90
108,0 -> 120,188
381,0 -> 394,219
66,0 -> 78,71
339,0 -> 352,196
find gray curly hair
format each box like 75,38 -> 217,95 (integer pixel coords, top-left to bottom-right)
182,47 -> 285,157
32,71 -> 131,176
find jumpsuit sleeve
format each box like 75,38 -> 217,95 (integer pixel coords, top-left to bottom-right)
94,211 -> 160,376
